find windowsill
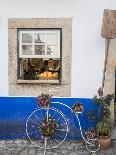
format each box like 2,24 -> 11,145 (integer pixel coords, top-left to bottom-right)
17,79 -> 60,84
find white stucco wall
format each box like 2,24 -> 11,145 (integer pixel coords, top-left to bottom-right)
0,0 -> 116,97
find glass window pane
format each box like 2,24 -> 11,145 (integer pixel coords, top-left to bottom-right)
22,33 -> 33,43
34,33 -> 45,43
22,45 -> 33,55
19,58 -> 60,80
46,33 -> 59,45
35,45 -> 45,55
47,45 -> 58,55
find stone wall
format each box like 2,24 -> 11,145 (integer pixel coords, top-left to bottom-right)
103,38 -> 116,122
8,18 -> 72,96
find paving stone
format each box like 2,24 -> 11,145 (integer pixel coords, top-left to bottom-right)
23,139 -> 29,144
0,150 -> 4,155
59,145 -> 67,149
104,148 -> 114,154
70,153 -> 78,155
36,150 -> 44,155
3,150 -> 13,155
71,142 -> 78,147
0,139 -> 116,155
67,145 -> 73,149
59,149 -> 69,155
7,143 -> 16,148
7,140 -> 14,144
29,148 -> 37,155
46,151 -> 56,155
16,143 -> 23,147
76,150 -> 88,155
0,140 -> 7,148
12,150 -> 20,155
91,153 -> 97,155
98,150 -> 107,155
19,148 -> 29,155
14,139 -> 23,144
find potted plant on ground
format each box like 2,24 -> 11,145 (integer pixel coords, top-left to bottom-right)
93,87 -> 114,150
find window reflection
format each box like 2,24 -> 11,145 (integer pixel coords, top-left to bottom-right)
47,45 -> 58,55
35,45 -> 45,55
34,33 -> 45,44
46,33 -> 58,45
22,45 -> 33,55
22,33 -> 33,43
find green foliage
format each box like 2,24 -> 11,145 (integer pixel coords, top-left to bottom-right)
96,121 -> 112,136
93,89 -> 114,136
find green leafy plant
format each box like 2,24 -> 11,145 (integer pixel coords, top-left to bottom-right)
96,121 -> 112,136
93,87 -> 114,136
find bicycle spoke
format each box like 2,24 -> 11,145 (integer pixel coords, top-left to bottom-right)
46,109 -> 49,122
54,133 -> 65,139
57,117 -> 62,122
40,110 -> 45,120
51,111 -> 58,119
56,128 -> 67,132
53,138 -> 60,145
34,114 -> 41,121
29,119 -> 39,125
58,122 -> 67,126
31,125 -> 37,128
29,130 -> 38,135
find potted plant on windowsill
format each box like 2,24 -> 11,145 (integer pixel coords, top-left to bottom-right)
93,88 -> 114,150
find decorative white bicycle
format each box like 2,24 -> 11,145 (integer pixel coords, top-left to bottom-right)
26,101 -> 100,155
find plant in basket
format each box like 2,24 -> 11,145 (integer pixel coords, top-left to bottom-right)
36,94 -> 52,108
71,101 -> 84,113
39,117 -> 58,138
85,128 -> 97,140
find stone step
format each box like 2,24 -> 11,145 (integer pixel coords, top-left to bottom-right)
111,126 -> 116,140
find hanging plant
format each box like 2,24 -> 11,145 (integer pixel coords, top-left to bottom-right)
39,117 -> 58,138
85,128 -> 97,140
71,101 -> 84,113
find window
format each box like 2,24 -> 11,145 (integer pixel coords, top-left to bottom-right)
18,29 -> 61,83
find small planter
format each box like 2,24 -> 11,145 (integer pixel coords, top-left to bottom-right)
36,94 -> 52,108
71,101 -> 84,113
99,134 -> 111,150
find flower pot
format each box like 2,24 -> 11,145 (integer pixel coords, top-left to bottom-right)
99,135 -> 111,150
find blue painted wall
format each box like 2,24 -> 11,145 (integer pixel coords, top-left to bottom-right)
0,97 -> 100,140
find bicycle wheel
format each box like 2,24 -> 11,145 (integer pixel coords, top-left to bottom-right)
86,138 -> 100,153
26,107 -> 69,149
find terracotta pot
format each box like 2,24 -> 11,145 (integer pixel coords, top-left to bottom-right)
99,134 -> 111,150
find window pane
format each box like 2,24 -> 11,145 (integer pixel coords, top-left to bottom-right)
22,33 -> 33,43
34,33 -> 45,43
35,45 -> 45,55
47,45 -> 58,55
19,58 -> 60,81
46,33 -> 59,45
22,45 -> 33,55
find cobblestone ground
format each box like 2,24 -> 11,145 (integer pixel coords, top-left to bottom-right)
0,140 -> 116,155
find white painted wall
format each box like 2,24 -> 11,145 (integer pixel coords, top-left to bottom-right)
0,0 -> 116,97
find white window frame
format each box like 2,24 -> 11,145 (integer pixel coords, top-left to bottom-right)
19,30 -> 60,59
